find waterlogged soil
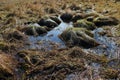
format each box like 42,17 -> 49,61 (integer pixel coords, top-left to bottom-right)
26,22 -> 73,51
0,0 -> 120,80
11,17 -> 120,80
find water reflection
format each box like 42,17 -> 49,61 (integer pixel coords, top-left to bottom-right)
27,22 -> 73,50
93,28 -> 117,58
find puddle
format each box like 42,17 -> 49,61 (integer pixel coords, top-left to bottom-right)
24,12 -> 118,80
65,28 -> 119,80
26,22 -> 73,51
23,17 -> 119,80
26,23 -> 118,57
92,28 -> 117,58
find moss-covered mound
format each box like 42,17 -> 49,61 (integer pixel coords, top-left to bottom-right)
59,28 -> 99,48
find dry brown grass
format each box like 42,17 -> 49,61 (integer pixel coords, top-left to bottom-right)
0,0 -> 120,29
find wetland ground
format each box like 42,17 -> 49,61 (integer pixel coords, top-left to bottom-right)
0,0 -> 120,80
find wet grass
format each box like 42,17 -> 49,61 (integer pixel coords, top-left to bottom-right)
0,0 -> 120,80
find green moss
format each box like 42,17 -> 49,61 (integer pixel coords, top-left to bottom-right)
60,27 -> 99,48
62,27 -> 94,39
72,28 -> 94,37
93,16 -> 119,26
74,19 -> 96,30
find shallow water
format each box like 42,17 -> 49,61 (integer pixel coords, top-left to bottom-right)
27,22 -> 73,50
92,28 -> 117,58
27,23 -> 117,58
65,28 -> 118,80
25,16 -> 119,80
25,19 -> 119,80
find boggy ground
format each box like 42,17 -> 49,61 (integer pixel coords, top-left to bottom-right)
0,0 -> 120,80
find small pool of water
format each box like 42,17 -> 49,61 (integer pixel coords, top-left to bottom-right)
23,20 -> 120,80
92,28 -> 117,58
27,22 -> 73,51
26,23 -> 118,58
